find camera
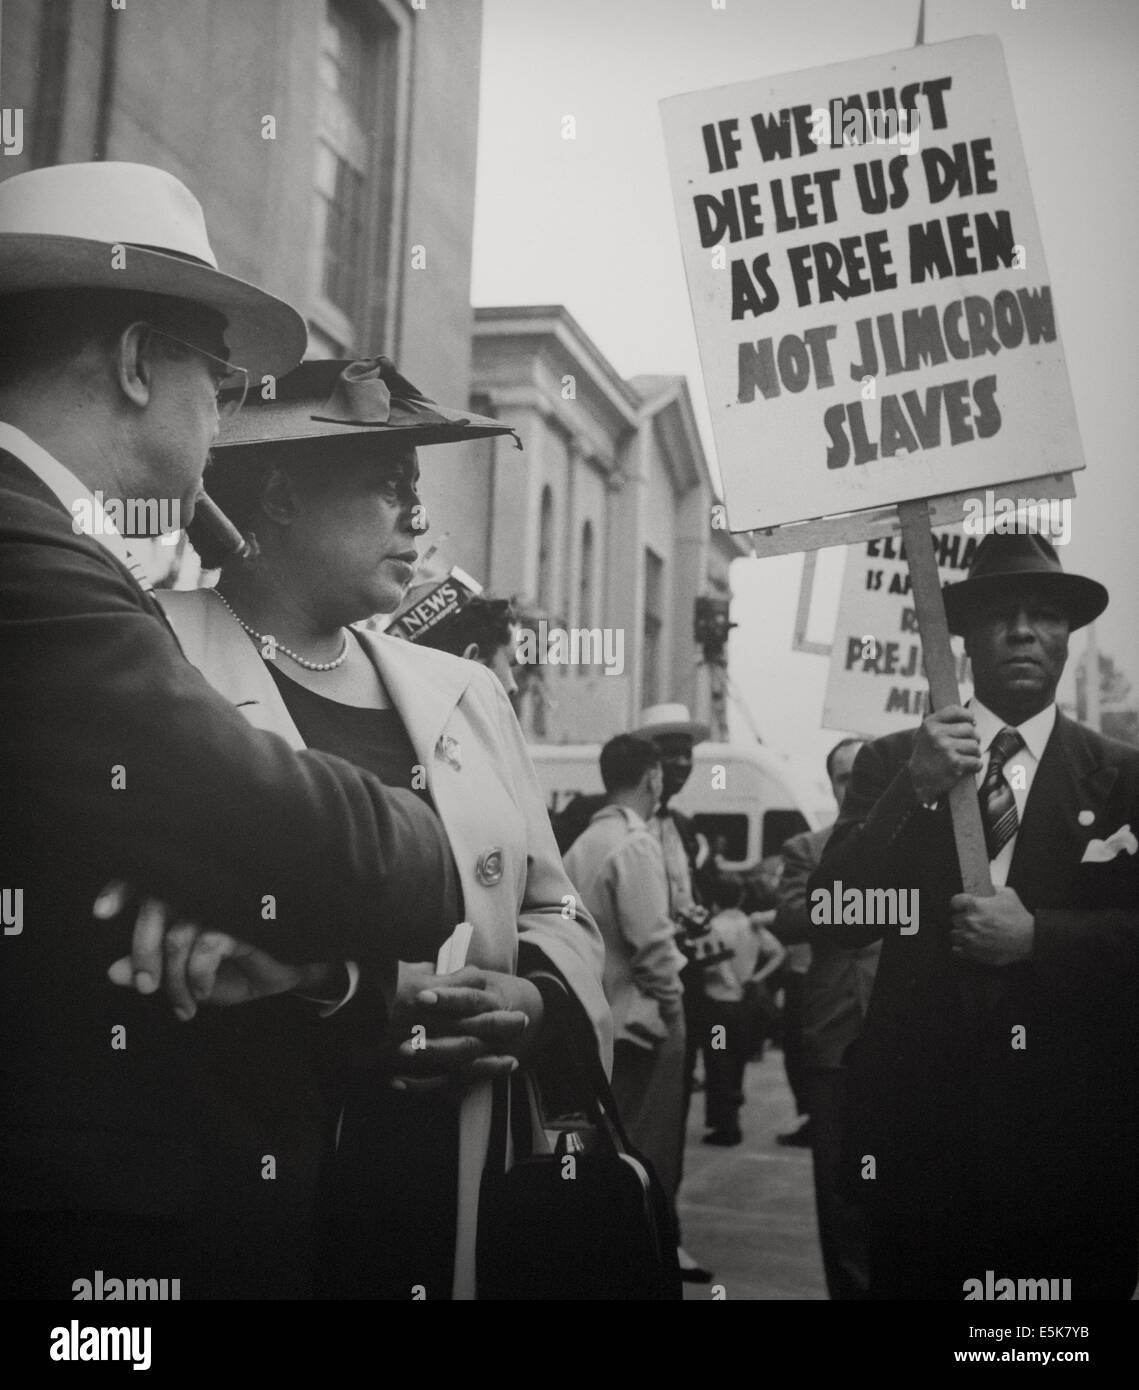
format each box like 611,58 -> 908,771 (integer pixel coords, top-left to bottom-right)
674,902 -> 734,970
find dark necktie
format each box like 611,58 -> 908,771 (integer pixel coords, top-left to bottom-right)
979,726 -> 1024,860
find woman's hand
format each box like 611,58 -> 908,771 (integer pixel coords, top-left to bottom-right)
386,963 -> 545,1091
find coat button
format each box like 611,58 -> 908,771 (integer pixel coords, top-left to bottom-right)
475,848 -> 504,886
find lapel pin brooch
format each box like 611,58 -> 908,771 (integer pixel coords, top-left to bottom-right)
435,734 -> 462,771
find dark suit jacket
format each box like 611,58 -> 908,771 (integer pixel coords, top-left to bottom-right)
0,450 -> 460,1295
775,825 -> 880,1069
811,713 -> 1139,1221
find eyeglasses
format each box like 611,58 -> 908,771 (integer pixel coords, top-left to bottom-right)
142,326 -> 250,420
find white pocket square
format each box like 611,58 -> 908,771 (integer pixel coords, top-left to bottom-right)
1081,824 -> 1138,863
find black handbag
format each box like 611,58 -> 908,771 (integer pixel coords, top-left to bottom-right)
476,990 -> 683,1301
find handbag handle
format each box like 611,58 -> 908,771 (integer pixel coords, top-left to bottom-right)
484,970 -> 638,1174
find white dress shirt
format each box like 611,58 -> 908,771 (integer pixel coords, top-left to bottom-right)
648,809 -> 698,916
970,697 -> 1057,887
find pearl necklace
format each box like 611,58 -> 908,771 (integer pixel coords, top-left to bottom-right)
213,590 -> 350,672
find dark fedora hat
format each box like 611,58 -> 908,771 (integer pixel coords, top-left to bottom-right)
213,356 -> 520,453
942,533 -> 1108,635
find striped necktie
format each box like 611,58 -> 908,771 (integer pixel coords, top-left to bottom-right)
121,544 -> 154,593
979,726 -> 1024,860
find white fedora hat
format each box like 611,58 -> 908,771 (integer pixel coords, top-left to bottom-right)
0,162 -> 306,380
632,703 -> 711,745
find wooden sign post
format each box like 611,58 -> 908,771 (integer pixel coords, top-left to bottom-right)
897,498 -> 991,895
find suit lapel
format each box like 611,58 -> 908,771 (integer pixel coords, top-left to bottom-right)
157,588 -> 306,748
355,629 -> 477,774
358,629 -> 523,980
1009,715 -> 1115,901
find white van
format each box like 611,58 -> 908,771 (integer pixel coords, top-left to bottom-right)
528,741 -> 831,872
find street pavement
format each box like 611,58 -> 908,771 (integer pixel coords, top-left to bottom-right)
678,1045 -> 827,1301
676,1050 -> 1139,1309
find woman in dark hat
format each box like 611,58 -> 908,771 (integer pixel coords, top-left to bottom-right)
158,357 -> 611,1300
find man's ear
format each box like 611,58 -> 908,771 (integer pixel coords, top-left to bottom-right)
461,642 -> 481,662
259,466 -> 301,527
115,322 -> 156,409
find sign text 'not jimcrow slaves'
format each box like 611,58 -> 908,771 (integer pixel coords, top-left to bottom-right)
660,35 -> 1082,548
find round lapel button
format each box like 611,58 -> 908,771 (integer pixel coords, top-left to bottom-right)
475,848 -> 504,886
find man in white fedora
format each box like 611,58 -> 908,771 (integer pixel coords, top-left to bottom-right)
0,162 -> 476,1297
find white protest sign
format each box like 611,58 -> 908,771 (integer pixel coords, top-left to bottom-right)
660,36 -> 1083,540
822,527 -> 973,737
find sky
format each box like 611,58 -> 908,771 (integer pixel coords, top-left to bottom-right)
471,0 -> 1139,777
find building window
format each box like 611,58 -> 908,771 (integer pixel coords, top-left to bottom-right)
314,144 -> 366,315
643,547 -> 663,707
311,0 -> 406,349
314,1 -> 376,319
578,521 -> 595,628
537,486 -> 555,613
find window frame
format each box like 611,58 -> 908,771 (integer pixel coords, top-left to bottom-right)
307,0 -> 411,355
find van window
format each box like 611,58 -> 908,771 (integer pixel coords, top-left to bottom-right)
691,813 -> 750,863
763,809 -> 810,858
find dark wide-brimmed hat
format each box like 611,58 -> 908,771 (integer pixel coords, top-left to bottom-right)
0,161 -> 306,379
942,533 -> 1108,635
213,357 -> 520,454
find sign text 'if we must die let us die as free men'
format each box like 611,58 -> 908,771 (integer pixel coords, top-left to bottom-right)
660,36 -> 1084,541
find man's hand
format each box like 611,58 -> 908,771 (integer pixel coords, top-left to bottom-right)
98,881 -> 339,1020
908,705 -> 982,803
950,887 -> 1035,966
387,963 -> 545,1091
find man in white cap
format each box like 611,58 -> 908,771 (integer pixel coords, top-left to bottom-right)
0,162 -> 478,1297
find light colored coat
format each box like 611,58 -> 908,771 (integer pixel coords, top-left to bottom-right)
563,804 -> 686,1047
157,587 -> 612,1299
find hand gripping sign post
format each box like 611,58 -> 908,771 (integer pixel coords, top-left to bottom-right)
661,35 -> 1081,895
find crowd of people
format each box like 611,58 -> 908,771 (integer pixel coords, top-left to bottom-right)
554,529 -> 1139,1303
2,157 -> 1136,1303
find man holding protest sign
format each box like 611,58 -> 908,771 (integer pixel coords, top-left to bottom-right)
811,533 -> 1139,1300
661,29 -> 1131,1302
